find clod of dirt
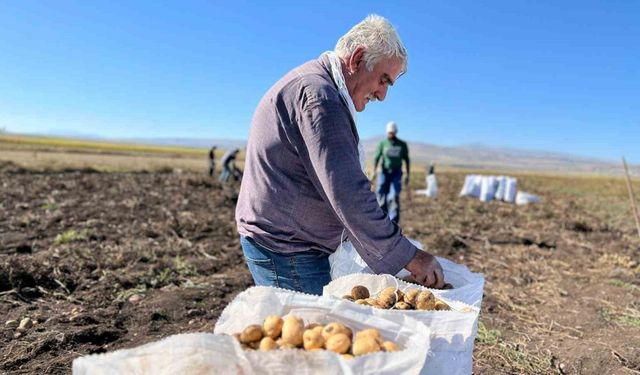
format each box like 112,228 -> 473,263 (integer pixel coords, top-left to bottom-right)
5,319 -> 18,329
17,317 -> 33,332
16,243 -> 32,254
568,221 -> 592,233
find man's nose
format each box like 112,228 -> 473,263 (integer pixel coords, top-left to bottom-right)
376,85 -> 389,101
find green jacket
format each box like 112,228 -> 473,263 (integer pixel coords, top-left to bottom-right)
374,138 -> 409,171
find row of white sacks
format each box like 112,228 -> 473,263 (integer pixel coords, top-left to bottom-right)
74,239 -> 485,375
460,175 -> 540,205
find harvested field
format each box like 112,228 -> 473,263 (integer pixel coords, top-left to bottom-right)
1,149 -> 639,374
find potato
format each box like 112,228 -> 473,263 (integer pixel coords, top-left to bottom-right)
394,301 -> 412,310
240,324 -> 263,343
341,354 -> 354,360
403,289 -> 420,305
352,337 -> 381,356
322,322 -> 352,340
351,285 -> 370,300
303,327 -> 325,350
232,333 -> 242,342
415,290 -> 436,310
263,315 -> 284,339
364,298 -> 378,306
281,315 -> 304,347
325,333 -> 351,354
377,293 -> 396,309
381,341 -> 400,352
354,328 -> 382,344
259,337 -> 278,351
378,286 -> 395,295
342,294 -> 355,301
280,343 -> 297,349
305,323 -> 323,331
434,300 -> 450,311
248,340 -> 261,349
355,299 -> 368,305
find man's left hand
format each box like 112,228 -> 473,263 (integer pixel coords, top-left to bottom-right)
403,175 -> 410,185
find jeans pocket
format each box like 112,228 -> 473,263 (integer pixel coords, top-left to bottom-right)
240,237 -> 278,287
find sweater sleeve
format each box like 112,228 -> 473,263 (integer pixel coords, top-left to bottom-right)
294,97 -> 417,274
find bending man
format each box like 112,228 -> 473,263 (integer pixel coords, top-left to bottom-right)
236,15 -> 444,295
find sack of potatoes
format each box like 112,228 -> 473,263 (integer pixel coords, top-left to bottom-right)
231,314 -> 401,360
214,286 -> 433,374
344,285 -> 451,311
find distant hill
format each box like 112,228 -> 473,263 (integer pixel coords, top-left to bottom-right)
7,131 -> 638,176
363,138 -> 639,176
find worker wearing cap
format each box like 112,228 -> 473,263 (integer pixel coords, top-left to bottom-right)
373,121 -> 410,224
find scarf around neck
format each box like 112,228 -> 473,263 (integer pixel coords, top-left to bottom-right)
323,51 -> 366,172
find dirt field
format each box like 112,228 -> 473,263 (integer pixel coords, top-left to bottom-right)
1,151 -> 639,374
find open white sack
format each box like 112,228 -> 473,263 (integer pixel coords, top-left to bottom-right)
323,274 -> 481,375
214,286 -> 433,375
73,333 -> 252,375
329,239 -> 485,308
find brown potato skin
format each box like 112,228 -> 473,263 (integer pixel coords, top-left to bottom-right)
394,301 -> 412,310
434,300 -> 450,310
325,333 -> 351,354
322,322 -> 352,340
263,315 -> 284,339
352,337 -> 381,356
416,290 -> 436,310
281,316 -> 304,347
351,285 -> 370,300
240,324 -> 263,343
403,289 -> 420,305
259,337 -> 278,351
303,328 -> 325,350
381,341 -> 400,352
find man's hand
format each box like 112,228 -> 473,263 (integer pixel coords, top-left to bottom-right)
405,251 -> 444,288
403,175 -> 410,185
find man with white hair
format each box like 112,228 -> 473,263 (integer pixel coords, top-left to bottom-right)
373,121 -> 410,224
236,15 -> 444,295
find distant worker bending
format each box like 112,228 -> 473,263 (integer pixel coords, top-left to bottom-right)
219,148 -> 242,183
373,121 -> 410,224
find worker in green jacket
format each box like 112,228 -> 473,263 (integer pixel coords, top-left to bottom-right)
373,121 -> 410,224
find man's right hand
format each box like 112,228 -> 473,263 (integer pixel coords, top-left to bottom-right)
405,251 -> 445,288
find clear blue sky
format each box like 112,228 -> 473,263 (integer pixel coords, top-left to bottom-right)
1,1 -> 638,162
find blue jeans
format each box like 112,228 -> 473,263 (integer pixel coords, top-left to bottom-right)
240,236 -> 331,295
377,169 -> 403,224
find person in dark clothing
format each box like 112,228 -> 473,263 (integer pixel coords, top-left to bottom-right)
219,149 -> 242,182
208,146 -> 217,177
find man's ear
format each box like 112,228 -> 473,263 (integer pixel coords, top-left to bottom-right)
348,46 -> 366,73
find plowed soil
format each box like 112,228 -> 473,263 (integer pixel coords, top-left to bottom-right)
1,161 -> 639,374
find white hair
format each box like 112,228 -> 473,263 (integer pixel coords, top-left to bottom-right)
335,15 -> 408,73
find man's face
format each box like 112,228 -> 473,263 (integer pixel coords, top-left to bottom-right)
387,131 -> 396,140
349,56 -> 404,112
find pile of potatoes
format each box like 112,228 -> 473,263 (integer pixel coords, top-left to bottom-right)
343,285 -> 451,311
232,314 -> 400,359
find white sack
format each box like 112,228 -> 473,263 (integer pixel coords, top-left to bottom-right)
494,176 -> 507,201
323,274 -> 481,375
426,174 -> 438,198
515,191 -> 540,205
73,333 -> 252,375
214,286 -> 433,375
329,239 -> 485,308
479,176 -> 497,202
459,175 -> 481,197
504,177 -> 517,203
